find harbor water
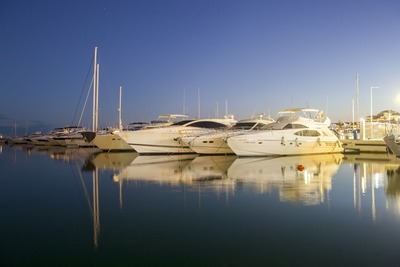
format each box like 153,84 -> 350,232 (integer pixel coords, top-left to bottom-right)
1,144 -> 400,266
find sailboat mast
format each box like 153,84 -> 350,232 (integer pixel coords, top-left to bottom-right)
95,63 -> 99,131
118,86 -> 122,130
197,88 -> 200,119
92,47 -> 98,131
183,88 -> 185,115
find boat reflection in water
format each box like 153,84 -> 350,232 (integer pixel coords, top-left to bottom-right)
111,153 -> 344,205
27,145 -> 101,163
228,154 -> 343,205
386,164 -> 400,216
83,152 -> 138,171
113,154 -> 224,185
343,153 -> 400,222
114,154 -> 237,186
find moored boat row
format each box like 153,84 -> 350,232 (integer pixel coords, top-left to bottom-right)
2,126 -> 96,147
11,106 -> 400,157
81,107 -> 344,156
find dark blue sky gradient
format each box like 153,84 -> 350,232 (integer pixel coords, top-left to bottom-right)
1,0 -> 400,134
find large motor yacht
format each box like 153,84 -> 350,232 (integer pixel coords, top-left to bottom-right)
116,117 -> 237,154
180,114 -> 275,155
227,108 -> 343,156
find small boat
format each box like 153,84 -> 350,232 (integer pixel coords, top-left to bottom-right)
0,134 -> 8,143
52,126 -> 95,147
30,127 -> 68,146
8,136 -> 29,145
227,108 -> 343,156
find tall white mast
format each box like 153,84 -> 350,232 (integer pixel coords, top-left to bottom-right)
92,47 -> 98,131
352,99 -> 355,127
95,63 -> 99,131
183,88 -> 186,115
118,86 -> 122,130
197,88 -> 200,119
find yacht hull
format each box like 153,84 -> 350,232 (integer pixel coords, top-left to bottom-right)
227,130 -> 343,156
117,128 -> 195,154
182,133 -> 234,155
116,118 -> 237,154
92,133 -> 134,151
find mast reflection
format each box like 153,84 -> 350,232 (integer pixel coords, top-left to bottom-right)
343,153 -> 400,222
83,152 -> 139,247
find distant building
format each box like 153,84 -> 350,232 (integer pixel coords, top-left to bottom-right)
376,110 -> 400,123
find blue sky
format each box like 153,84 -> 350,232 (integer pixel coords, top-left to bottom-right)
1,0 -> 400,134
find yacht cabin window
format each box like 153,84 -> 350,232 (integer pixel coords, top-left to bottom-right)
294,130 -> 320,137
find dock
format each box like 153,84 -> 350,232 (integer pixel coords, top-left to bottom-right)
342,139 -> 387,154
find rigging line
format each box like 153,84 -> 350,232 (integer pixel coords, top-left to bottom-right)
78,78 -> 94,128
71,54 -> 94,126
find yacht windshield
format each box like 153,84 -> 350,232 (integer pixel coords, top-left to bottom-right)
232,122 -> 256,130
172,120 -> 194,126
283,124 -> 308,129
186,121 -> 229,128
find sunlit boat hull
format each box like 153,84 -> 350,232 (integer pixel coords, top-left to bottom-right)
182,132 -> 235,155
227,129 -> 343,156
117,128 -> 196,154
181,117 -> 275,155
117,118 -> 236,154
92,133 -> 134,151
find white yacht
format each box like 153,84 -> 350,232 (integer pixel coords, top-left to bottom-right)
116,117 -> 237,154
30,127 -> 69,146
81,114 -> 188,152
52,126 -> 95,147
181,114 -> 275,155
227,108 -> 343,156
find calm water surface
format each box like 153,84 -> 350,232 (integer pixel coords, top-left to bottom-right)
1,144 -> 400,267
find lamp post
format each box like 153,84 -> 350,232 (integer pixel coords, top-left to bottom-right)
370,86 -> 379,139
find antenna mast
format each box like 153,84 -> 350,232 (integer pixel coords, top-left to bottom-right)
356,73 -> 359,124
